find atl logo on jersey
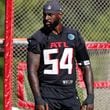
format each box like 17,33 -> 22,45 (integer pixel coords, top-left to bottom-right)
50,41 -> 68,48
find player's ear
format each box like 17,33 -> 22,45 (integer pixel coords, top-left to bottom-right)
58,12 -> 63,19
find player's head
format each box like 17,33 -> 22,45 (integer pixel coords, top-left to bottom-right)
43,0 -> 63,29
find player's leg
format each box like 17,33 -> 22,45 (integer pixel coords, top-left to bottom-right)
43,98 -> 61,110
41,86 -> 62,110
61,96 -> 81,110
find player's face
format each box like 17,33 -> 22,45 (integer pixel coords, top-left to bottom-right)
43,12 -> 62,29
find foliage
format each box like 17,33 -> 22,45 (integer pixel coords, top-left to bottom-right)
61,0 -> 110,41
0,0 -> 5,38
0,0 -> 109,41
14,0 -> 45,37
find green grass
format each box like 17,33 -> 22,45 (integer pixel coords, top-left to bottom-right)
0,53 -> 3,110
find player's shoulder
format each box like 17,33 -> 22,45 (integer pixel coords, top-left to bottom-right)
63,26 -> 81,40
63,26 -> 79,35
29,27 -> 46,42
31,28 -> 44,38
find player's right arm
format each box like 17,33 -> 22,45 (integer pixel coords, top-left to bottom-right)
27,52 -> 45,110
27,37 -> 48,110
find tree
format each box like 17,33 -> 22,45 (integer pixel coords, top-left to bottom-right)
0,0 -> 5,38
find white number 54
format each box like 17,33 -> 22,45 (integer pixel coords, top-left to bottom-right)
43,48 -> 73,75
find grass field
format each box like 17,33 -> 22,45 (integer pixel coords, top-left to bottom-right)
0,53 -> 3,110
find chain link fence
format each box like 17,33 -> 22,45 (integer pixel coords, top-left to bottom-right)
11,0 -> 110,109
14,0 -> 110,41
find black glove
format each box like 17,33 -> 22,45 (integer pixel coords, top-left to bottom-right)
83,94 -> 94,105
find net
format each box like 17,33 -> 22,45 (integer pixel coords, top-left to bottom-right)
4,0 -> 110,110
9,40 -> 110,110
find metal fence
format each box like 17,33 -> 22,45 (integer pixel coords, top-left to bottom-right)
14,0 -> 110,41
4,0 -> 110,110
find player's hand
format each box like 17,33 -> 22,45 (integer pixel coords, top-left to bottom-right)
35,96 -> 49,110
35,103 -> 49,110
81,104 -> 94,110
81,94 -> 94,110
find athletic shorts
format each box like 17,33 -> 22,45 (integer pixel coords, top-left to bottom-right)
40,86 -> 81,110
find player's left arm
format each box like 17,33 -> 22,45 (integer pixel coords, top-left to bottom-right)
75,31 -> 94,110
79,64 -> 94,110
77,51 -> 94,110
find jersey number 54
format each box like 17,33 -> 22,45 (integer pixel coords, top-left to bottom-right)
43,48 -> 74,75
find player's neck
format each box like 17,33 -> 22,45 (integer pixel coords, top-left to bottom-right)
52,23 -> 63,35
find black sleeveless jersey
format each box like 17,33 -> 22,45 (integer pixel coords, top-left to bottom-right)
28,26 -> 90,88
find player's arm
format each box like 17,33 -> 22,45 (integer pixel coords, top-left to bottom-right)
27,38 -> 48,110
77,50 -> 94,110
75,31 -> 94,110
79,64 -> 94,110
27,52 -> 41,100
27,52 -> 45,109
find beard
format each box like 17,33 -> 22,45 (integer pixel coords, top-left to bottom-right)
43,19 -> 60,31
